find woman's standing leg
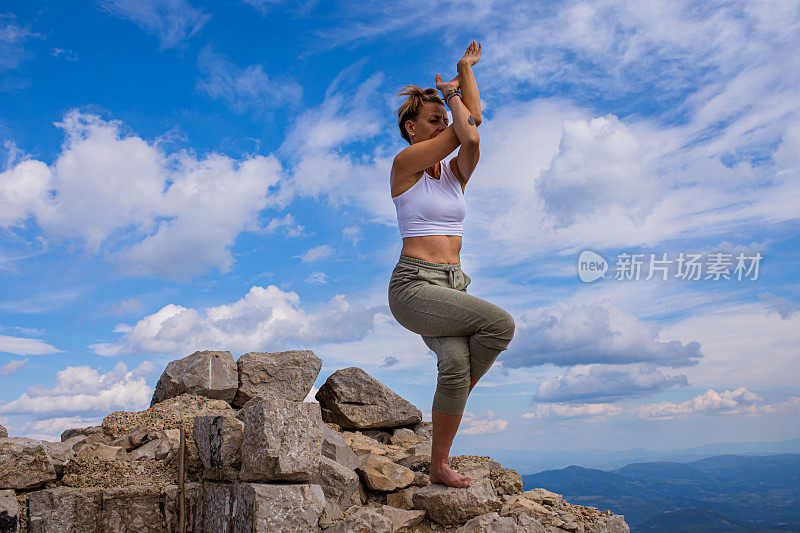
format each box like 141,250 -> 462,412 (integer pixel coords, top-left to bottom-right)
423,335 -> 473,487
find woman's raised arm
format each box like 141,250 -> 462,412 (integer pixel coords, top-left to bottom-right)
457,41 -> 482,126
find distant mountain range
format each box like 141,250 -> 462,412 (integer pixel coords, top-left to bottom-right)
461,437 -> 800,473
520,453 -> 800,532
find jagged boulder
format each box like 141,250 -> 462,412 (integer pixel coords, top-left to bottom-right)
312,456 -> 364,510
0,426 -> 7,438
60,426 -> 102,442
193,415 -> 244,481
457,511 -> 545,532
322,427 -> 362,470
232,483 -> 326,532
0,489 -> 18,532
232,350 -> 322,407
378,505 -> 426,531
150,350 -> 238,406
316,367 -> 422,429
0,438 -> 57,490
356,453 -> 415,492
238,396 -> 324,482
413,477 -> 503,526
326,507 -> 393,533
103,393 -> 234,440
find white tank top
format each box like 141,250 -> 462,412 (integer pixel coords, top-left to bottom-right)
392,157 -> 466,238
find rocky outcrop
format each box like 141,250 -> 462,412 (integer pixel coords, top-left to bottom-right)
0,350 -> 630,532
232,350 -> 322,407
0,426 -> 7,439
150,350 -> 238,406
316,367 -> 423,429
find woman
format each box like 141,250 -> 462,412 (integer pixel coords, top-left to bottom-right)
387,41 -> 516,488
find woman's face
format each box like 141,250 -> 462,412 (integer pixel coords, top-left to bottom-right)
409,102 -> 448,143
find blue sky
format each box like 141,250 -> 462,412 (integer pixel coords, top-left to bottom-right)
1,0 -> 799,453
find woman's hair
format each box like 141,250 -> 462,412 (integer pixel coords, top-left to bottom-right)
395,85 -> 444,144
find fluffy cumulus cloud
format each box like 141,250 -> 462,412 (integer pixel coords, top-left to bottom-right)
0,110 -> 283,280
91,285 -> 383,356
502,299 -> 702,369
523,388 -> 800,421
533,364 -> 688,403
97,0 -> 211,50
537,114 -> 661,227
459,410 -> 509,435
196,45 -> 303,115
0,361 -> 153,415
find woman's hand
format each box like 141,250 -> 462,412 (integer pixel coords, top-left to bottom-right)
435,72 -> 460,97
458,40 -> 482,68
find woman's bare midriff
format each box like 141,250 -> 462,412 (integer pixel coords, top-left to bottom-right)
400,235 -> 462,264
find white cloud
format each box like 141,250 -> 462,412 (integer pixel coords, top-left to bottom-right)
502,299 -> 702,368
660,300 -> 800,389
97,0 -> 211,50
459,410 -> 509,435
537,114 -> 660,227
262,213 -> 306,237
299,244 -> 333,263
523,388 -> 800,421
0,110 -> 284,280
0,17 -> 39,73
0,358 -> 28,375
90,285 -> 383,356
533,364 -> 688,403
0,361 -> 152,415
196,44 -> 302,115
20,415 -> 103,442
0,335 -> 61,356
107,298 -> 145,316
342,225 -> 362,246
305,271 -> 328,285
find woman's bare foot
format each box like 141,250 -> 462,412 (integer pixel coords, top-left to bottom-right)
429,461 -> 473,488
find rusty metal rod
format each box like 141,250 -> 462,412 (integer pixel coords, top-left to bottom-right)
179,426 -> 186,533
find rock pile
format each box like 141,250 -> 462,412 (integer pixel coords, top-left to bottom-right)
0,349 -> 630,532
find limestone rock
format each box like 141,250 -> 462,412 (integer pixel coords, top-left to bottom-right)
127,437 -> 175,461
103,393 -> 234,440
412,478 -> 502,526
326,507 -> 393,533
75,442 -> 126,462
0,438 -> 57,490
238,396 -> 324,482
204,482 -> 235,533
193,415 -> 244,481
28,487 -> 102,532
232,350 -> 323,407
356,453 -> 415,492
163,483 -> 202,533
232,483 -> 325,532
41,441 -> 76,477
322,427 -> 362,470
101,486 -> 162,531
390,428 -> 422,447
313,456 -> 364,510
60,426 -> 102,442
0,490 -> 18,533
412,421 -> 433,441
386,486 -> 420,510
378,505 -> 426,531
457,511 -> 546,533
0,427 -> 6,439
501,494 -> 550,517
396,441 -> 431,470
340,432 -> 408,463
150,350 -> 238,406
316,367 -> 422,429
524,488 -> 563,507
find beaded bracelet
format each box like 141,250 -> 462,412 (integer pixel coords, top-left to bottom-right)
443,89 -> 461,105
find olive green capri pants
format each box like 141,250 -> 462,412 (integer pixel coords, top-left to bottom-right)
387,255 -> 516,415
